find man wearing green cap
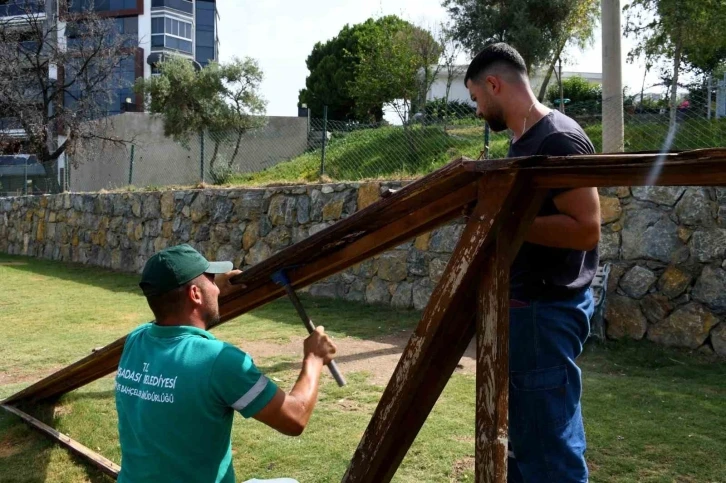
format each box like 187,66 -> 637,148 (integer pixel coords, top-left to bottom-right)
115,244 -> 337,483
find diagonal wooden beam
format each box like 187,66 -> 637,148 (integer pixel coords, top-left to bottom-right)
341,173 -> 540,482
4,179 -> 480,405
1,404 -> 121,478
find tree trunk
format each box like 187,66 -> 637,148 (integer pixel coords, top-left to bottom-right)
669,36 -> 683,130
445,68 -> 454,133
537,62 -> 556,102
537,43 -> 566,102
209,139 -> 220,173
228,130 -> 243,169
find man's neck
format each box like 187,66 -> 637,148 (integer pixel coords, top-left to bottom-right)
506,92 -> 551,142
155,318 -> 207,331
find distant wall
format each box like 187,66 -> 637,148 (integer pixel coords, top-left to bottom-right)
1,184 -> 724,357
70,113 -> 309,192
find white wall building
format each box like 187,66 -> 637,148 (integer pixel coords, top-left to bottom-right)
425,65 -> 603,106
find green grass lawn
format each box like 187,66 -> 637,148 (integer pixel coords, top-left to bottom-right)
1,253 -> 725,482
227,123 -> 511,186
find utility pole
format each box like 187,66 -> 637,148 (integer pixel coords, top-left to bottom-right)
602,0 -> 624,153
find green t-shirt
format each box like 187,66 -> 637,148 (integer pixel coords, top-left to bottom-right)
115,323 -> 278,483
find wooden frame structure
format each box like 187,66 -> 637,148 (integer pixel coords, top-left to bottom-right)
3,148 -> 726,481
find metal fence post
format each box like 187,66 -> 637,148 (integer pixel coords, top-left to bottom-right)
200,131 -> 205,183
708,75 -> 713,120
128,144 -> 135,185
321,105 -> 328,177
484,122 -> 491,159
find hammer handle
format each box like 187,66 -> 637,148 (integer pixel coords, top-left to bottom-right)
281,284 -> 347,387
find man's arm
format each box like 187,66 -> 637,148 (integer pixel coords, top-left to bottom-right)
525,132 -> 601,251
253,326 -> 336,436
525,188 -> 601,251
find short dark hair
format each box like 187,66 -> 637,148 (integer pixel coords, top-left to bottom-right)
145,274 -> 208,321
146,284 -> 190,322
464,43 -> 528,86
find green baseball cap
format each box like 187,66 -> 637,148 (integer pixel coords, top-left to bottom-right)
139,244 -> 234,297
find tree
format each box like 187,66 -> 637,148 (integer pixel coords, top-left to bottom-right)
442,0 -> 599,99
350,22 -> 441,125
535,0 -> 600,101
298,15 -> 412,122
0,1 -> 138,163
625,0 -> 726,129
136,56 -> 266,179
439,22 -> 463,105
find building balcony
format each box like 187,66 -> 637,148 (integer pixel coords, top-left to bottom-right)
0,0 -> 45,19
151,0 -> 193,15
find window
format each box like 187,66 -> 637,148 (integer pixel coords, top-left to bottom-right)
151,15 -> 192,54
68,0 -> 135,13
151,0 -> 193,15
195,0 -> 215,65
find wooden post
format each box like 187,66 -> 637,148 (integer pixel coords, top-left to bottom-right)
476,234 -> 510,482
343,175 -> 546,483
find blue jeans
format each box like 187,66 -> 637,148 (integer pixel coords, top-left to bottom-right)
507,288 -> 593,483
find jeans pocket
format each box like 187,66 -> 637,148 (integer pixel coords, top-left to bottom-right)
510,365 -> 569,430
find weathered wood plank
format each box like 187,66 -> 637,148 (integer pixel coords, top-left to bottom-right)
342,173 -> 523,483
476,234 -> 509,483
474,184 -> 547,483
1,404 -> 121,479
4,180 -> 480,405
463,148 -> 726,187
464,148 -> 726,171
229,159 -> 475,290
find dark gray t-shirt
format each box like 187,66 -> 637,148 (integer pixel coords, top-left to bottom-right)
507,110 -> 599,300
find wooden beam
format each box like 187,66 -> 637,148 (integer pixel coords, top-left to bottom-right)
229,159 -> 475,290
342,173 -> 526,483
1,404 -> 121,479
215,182 -> 479,326
4,179 -> 480,405
473,184 -> 548,483
463,148 -> 726,187
476,235 -> 509,483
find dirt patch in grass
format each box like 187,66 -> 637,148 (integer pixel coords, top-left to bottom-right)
0,365 -> 67,387
452,435 -> 475,444
239,332 -> 477,385
0,426 -> 32,458
451,456 -> 474,482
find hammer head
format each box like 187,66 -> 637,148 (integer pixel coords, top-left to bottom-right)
271,270 -> 291,287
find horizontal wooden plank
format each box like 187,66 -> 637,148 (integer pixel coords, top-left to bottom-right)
1,404 -> 121,479
463,148 -> 726,187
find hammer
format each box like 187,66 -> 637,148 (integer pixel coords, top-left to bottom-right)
271,270 -> 346,387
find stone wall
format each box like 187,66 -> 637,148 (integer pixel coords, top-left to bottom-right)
1,184 -> 724,357
599,186 -> 725,356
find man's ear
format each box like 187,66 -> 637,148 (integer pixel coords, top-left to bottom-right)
485,74 -> 501,95
188,284 -> 204,306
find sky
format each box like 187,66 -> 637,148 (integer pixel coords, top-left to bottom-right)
217,0 -> 668,117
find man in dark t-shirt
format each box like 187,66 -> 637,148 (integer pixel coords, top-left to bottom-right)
465,43 -> 601,483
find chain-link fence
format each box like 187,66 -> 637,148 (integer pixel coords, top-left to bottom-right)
61,86 -> 726,192
0,155 -> 62,197
569,87 -> 726,153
